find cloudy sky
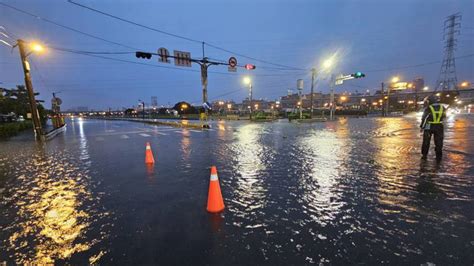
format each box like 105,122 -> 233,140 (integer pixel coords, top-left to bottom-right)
1,0 -> 473,110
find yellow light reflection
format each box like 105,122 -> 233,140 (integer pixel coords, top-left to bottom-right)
230,124 -> 269,225
298,121 -> 349,225
7,156 -> 96,264
373,118 -> 416,213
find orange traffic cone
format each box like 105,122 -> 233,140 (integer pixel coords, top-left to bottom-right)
206,166 -> 225,213
145,142 -> 155,164
207,166 -> 224,213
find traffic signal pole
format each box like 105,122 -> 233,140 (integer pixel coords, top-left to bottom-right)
135,50 -> 255,127
17,39 -> 43,139
329,72 -> 366,121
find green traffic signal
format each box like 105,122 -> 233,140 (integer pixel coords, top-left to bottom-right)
352,72 -> 366,78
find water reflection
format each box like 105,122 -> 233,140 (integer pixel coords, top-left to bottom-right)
180,129 -> 192,173
297,122 -> 349,226
372,118 -> 418,213
229,124 -> 270,227
5,153 -> 96,264
1,120 -> 107,264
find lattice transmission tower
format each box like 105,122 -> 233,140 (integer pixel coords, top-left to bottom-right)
435,13 -> 462,91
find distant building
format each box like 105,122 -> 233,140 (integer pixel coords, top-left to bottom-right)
67,106 -> 89,112
151,96 -> 158,108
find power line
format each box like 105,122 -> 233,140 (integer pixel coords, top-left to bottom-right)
204,42 -> 305,71
51,47 -> 134,55
0,2 -> 139,50
365,53 -> 474,73
67,0 -> 202,44
67,0 -> 304,71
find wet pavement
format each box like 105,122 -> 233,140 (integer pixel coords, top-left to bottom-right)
0,115 -> 473,265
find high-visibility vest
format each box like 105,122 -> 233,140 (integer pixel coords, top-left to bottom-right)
428,105 -> 444,124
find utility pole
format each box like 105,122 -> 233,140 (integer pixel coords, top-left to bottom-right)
386,85 -> 390,116
298,89 -> 303,119
200,63 -> 210,107
135,49 -> 255,128
329,74 -> 335,120
248,83 -> 253,120
381,82 -> 385,116
310,68 -> 316,118
17,39 -> 43,139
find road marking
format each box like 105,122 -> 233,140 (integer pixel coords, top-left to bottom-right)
120,135 -> 129,139
154,131 -> 168,135
139,133 -> 151,137
95,137 -> 105,141
105,129 -> 116,132
155,128 -> 181,132
189,130 -> 202,133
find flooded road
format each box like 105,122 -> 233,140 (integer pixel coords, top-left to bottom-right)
1,115 -> 473,264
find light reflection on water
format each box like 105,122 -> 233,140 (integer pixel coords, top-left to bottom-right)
1,120 -> 108,264
297,125 -> 349,226
228,124 -> 271,228
373,118 -> 418,214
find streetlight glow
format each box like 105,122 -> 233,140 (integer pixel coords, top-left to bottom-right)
461,81 -> 469,87
243,76 -> 251,85
391,76 -> 400,83
31,43 -> 44,53
423,86 -> 429,91
322,58 -> 333,69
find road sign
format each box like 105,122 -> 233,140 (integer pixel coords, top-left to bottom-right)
228,66 -> 237,72
228,57 -> 237,67
173,50 -> 192,67
297,79 -> 304,90
335,74 -> 344,85
158,47 -> 170,63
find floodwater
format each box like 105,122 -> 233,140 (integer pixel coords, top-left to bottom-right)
0,115 -> 473,265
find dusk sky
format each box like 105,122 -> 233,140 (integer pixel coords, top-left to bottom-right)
1,0 -> 473,110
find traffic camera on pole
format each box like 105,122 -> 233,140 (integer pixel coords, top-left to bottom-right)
136,51 -> 152,59
351,72 -> 365,78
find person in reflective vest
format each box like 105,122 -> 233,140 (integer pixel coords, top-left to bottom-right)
420,95 -> 446,161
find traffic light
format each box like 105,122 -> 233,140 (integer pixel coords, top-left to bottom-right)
244,64 -> 256,70
136,51 -> 152,59
351,72 -> 365,78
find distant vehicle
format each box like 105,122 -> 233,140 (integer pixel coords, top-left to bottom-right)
17,115 -> 25,122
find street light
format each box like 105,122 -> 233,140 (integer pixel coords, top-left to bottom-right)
243,76 -> 253,120
423,86 -> 429,91
340,96 -> 347,101
31,43 -> 44,53
391,76 -> 400,83
15,39 -> 46,139
460,81 -> 469,88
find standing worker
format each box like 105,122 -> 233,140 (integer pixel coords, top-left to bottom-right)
420,95 -> 446,161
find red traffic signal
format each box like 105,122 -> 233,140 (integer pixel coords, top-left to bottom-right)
136,51 -> 152,59
244,64 -> 256,70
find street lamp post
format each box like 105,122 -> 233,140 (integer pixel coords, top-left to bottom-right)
16,39 -> 43,139
310,68 -> 316,118
243,77 -> 253,120
385,76 -> 399,116
329,74 -> 335,120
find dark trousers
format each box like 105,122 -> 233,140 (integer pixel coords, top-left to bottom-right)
421,124 -> 444,159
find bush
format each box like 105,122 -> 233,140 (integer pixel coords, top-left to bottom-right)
0,121 -> 32,139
